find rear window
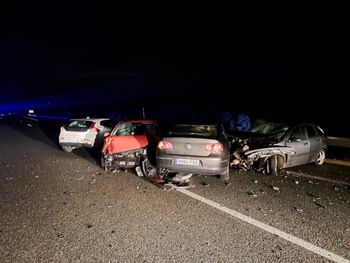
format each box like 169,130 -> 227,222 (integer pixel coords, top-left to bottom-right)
67,120 -> 93,128
168,124 -> 218,137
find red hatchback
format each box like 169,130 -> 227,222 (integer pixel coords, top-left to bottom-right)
101,119 -> 160,171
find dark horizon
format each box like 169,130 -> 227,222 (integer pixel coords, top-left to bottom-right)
0,3 -> 348,137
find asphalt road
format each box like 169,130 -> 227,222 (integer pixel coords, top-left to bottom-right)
0,116 -> 349,263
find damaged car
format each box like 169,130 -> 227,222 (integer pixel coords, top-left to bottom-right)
229,119 -> 327,174
101,119 -> 160,172
156,123 -> 231,181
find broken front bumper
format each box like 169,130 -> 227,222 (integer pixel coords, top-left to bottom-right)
103,147 -> 147,170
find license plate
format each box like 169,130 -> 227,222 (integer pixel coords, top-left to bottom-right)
67,137 -> 79,142
175,159 -> 199,166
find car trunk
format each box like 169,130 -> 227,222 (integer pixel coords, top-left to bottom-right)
163,137 -> 221,157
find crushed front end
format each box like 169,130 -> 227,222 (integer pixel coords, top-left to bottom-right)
229,136 -> 296,174
103,147 -> 147,171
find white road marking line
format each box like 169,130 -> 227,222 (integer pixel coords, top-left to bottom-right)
178,189 -> 350,263
285,170 -> 350,186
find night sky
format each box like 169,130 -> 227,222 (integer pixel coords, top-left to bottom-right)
0,3 -> 348,134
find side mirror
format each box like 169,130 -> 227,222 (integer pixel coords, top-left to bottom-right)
290,137 -> 301,142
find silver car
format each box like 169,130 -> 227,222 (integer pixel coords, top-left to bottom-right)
156,123 -> 231,180
230,119 -> 327,174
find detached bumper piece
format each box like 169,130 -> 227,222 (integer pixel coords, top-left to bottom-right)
138,158 -> 192,190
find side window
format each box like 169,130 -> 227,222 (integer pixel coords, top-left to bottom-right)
101,120 -> 113,128
290,126 -> 307,141
306,125 -> 316,139
219,124 -> 226,138
144,124 -> 156,136
101,120 -> 108,128
133,124 -> 145,135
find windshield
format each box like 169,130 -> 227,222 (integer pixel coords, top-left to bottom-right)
113,122 -> 156,136
249,119 -> 289,139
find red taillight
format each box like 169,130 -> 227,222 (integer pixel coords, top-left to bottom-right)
158,140 -> 173,149
90,123 -> 100,133
205,143 -> 223,153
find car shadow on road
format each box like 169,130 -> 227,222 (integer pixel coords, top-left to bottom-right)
70,147 -> 103,167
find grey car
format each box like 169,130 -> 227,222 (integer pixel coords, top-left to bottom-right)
229,119 -> 328,174
156,123 -> 231,180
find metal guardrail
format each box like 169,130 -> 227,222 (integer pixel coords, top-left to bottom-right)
325,137 -> 350,148
325,136 -> 350,166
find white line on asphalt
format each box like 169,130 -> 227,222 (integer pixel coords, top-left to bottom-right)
285,170 -> 350,186
178,189 -> 350,263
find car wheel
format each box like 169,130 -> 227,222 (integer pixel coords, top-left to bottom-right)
101,155 -> 106,169
267,155 -> 278,175
315,149 -> 326,166
220,163 -> 230,181
61,146 -> 73,153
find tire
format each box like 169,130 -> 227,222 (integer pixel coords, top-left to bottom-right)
220,163 -> 230,181
267,155 -> 278,175
61,146 -> 73,153
101,155 -> 106,170
315,149 -> 326,166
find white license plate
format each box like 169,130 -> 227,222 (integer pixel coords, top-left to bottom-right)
67,137 -> 79,142
175,159 -> 199,166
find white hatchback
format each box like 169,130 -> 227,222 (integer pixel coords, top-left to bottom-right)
58,117 -> 116,153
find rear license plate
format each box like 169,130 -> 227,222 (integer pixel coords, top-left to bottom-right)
175,159 -> 199,166
67,137 -> 79,142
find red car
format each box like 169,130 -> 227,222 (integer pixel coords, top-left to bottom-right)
101,119 -> 160,172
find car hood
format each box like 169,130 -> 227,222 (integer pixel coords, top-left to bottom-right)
229,131 -> 278,149
103,135 -> 149,154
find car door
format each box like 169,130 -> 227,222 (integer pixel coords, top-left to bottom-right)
306,124 -> 323,162
285,125 -> 310,167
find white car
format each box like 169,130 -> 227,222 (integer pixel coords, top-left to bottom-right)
58,117 -> 116,153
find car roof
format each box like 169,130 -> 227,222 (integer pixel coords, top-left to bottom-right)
250,119 -> 322,129
70,117 -> 110,121
119,119 -> 156,123
173,123 -> 220,126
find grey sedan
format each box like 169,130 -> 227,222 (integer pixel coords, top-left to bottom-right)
156,123 -> 231,180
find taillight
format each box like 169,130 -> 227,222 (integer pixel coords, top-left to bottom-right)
158,140 -> 173,149
90,123 -> 100,133
205,143 -> 223,153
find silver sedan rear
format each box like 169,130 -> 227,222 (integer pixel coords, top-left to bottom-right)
156,123 -> 231,180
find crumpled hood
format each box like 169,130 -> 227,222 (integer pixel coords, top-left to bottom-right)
103,135 -> 149,154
